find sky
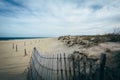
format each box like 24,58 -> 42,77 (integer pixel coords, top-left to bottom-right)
0,0 -> 120,37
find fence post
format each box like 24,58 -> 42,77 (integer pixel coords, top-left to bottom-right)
52,55 -> 54,80
89,60 -> 93,80
24,49 -> 27,56
64,53 -> 68,80
83,57 -> 86,80
99,53 -> 106,80
77,56 -> 81,80
68,57 -> 72,80
13,43 -> 14,49
72,55 -> 76,80
16,45 -> 18,52
60,53 -> 64,80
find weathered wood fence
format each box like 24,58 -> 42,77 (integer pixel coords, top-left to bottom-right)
27,47 -> 106,80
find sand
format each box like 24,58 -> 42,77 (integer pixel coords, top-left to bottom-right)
0,38 -> 120,80
0,38 -> 78,80
0,38 -> 61,80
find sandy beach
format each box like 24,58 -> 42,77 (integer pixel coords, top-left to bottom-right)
0,38 -> 60,80
0,38 -> 78,80
0,38 -> 120,80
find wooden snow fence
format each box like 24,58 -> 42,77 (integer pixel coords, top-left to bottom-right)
27,47 -> 106,80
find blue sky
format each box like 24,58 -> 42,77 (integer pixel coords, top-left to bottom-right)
0,0 -> 120,37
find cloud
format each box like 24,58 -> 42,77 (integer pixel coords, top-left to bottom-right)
0,0 -> 120,37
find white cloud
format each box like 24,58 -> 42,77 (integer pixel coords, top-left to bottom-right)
0,0 -> 120,37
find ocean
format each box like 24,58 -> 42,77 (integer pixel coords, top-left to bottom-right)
0,37 -> 48,41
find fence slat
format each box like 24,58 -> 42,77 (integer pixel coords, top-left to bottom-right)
50,55 -> 52,80
64,53 -> 68,80
60,53 -> 64,80
48,58 -> 50,80
77,56 -> 81,80
68,57 -> 72,80
30,68 -> 33,80
46,55 -> 49,80
83,57 -> 87,80
52,55 -> 54,80
72,55 -> 76,80
31,57 -> 36,80
30,57 -> 33,80
99,53 -> 106,80
57,54 -> 59,80
89,60 -> 93,80
36,56 -> 41,80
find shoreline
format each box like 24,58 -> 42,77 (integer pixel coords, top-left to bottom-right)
0,37 -> 52,41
